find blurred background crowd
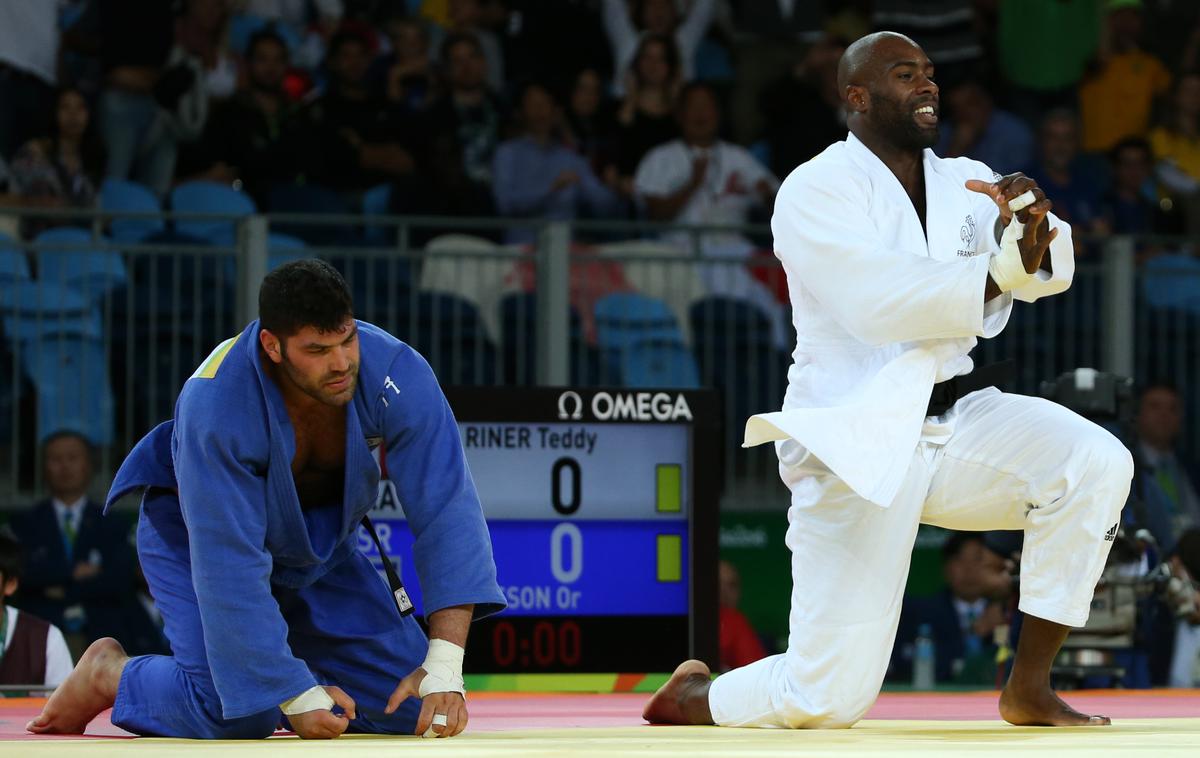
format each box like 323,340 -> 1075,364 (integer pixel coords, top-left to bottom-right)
1,0 -> 1199,694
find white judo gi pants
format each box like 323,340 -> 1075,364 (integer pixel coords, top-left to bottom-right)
709,389 -> 1133,729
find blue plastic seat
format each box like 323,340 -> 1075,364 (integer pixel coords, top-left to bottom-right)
20,333 -> 115,445
268,183 -> 356,245
0,231 -> 31,282
362,183 -> 392,244
0,279 -> 100,342
34,227 -> 128,303
268,232 -> 308,270
170,181 -> 256,245
409,291 -> 497,386
498,292 -> 598,386
100,178 -> 164,242
594,293 -> 699,388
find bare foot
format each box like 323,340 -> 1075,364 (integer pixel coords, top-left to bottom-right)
642,660 -> 714,725
27,637 -> 129,735
999,682 -> 1110,726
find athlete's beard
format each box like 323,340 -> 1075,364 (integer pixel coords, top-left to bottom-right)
869,87 -> 938,152
278,350 -> 359,407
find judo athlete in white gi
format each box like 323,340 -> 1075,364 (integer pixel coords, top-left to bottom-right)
644,32 -> 1134,729
27,260 -> 506,739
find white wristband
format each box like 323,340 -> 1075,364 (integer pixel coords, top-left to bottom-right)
988,217 -> 1034,292
280,685 -> 334,715
418,638 -> 466,698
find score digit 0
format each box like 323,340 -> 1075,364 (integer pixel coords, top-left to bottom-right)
551,457 -> 581,515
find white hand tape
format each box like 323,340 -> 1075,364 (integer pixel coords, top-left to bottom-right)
988,217 -> 1035,292
418,639 -> 466,698
421,713 -> 450,739
280,685 -> 335,716
1007,189 -> 1037,213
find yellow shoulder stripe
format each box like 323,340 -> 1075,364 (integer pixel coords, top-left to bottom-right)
192,335 -> 241,379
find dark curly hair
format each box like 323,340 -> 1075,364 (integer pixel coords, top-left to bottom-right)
258,259 -> 354,339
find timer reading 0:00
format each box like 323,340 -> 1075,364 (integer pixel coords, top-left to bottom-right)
492,620 -> 583,667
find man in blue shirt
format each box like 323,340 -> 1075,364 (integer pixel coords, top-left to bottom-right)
27,260 -> 505,740
492,81 -> 624,244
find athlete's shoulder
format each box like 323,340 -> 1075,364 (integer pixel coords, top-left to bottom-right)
779,139 -> 869,198
929,152 -> 1001,185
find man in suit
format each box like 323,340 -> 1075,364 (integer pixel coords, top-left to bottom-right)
892,532 -> 1013,684
13,431 -> 135,654
1128,383 -> 1200,554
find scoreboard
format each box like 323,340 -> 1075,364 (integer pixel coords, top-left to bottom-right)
360,387 -> 720,673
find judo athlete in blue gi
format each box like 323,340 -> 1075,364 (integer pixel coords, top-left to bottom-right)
27,259 -> 506,739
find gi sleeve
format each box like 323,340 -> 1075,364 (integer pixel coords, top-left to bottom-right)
173,418 -> 317,719
1010,212 -> 1075,303
381,348 -> 505,620
772,172 -> 993,346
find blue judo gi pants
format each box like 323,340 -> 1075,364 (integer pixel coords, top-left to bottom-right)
111,490 -> 427,738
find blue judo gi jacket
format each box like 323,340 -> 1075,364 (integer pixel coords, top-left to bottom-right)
106,319 -> 505,719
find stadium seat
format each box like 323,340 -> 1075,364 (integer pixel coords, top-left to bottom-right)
409,291 -> 498,386
170,181 -> 256,246
689,295 -> 788,452
268,232 -> 308,269
498,292 -> 599,386
267,183 -> 355,245
362,183 -> 392,244
100,178 -> 164,243
33,227 -> 128,303
0,231 -> 31,282
594,292 -> 699,388
20,332 -> 115,445
0,279 -> 112,444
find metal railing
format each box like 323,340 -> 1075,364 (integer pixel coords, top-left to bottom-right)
0,205 -> 1195,511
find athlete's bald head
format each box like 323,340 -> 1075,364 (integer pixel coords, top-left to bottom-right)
836,31 -> 940,153
836,31 -> 921,96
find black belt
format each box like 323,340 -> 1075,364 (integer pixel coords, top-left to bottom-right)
361,515 -> 415,617
927,360 -> 1014,416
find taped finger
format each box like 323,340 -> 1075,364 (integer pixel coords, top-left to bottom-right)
1007,190 -> 1037,213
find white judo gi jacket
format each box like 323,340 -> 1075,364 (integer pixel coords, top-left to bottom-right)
744,133 -> 1075,507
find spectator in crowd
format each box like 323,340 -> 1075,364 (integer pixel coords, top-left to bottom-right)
602,0 -> 716,96
0,2 -> 61,160
1149,72 -> 1200,230
424,32 -> 507,206
614,34 -> 682,195
492,81 -> 623,244
871,0 -> 986,91
935,79 -> 1034,176
1127,383 -> 1200,554
96,0 -> 178,196
9,87 -> 104,216
11,431 -> 135,657
1100,137 -> 1181,241
633,82 -> 787,346
179,30 -> 312,205
428,0 -> 507,94
370,14 -> 438,114
634,82 -> 777,248
304,29 -> 423,195
718,559 -> 767,672
238,0 -> 343,70
564,67 -> 621,187
176,0 -> 239,101
759,32 -> 846,179
0,529 -> 72,689
1080,0 -> 1171,153
1026,109 -> 1109,248
727,0 -> 825,145
997,0 -> 1101,127
892,533 -> 1013,685
1166,529 -> 1200,687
